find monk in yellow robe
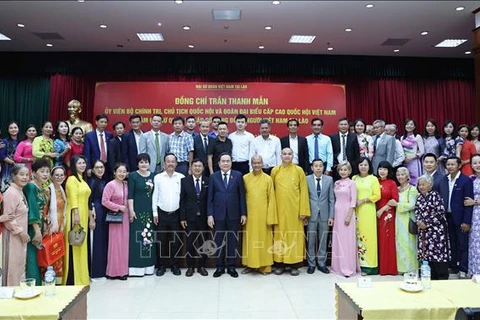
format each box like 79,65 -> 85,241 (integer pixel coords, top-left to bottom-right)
242,155 -> 278,275
271,148 -> 310,276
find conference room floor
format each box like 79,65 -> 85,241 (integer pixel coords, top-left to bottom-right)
87,269 -> 403,319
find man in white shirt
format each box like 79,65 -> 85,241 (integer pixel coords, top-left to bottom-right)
249,119 -> 281,175
385,124 -> 405,170
152,153 -> 185,276
229,114 -> 254,175
306,118 -> 333,175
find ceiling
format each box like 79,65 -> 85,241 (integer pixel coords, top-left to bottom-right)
0,1 -> 478,58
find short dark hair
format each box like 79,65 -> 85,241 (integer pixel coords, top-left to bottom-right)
212,116 -> 222,121
218,153 -> 232,161
164,152 -> 177,162
217,121 -> 228,127
113,121 -> 125,130
136,153 -> 151,164
287,119 -> 299,127
259,119 -> 271,126
129,114 -> 141,122
173,116 -> 185,125
357,157 -> 373,175
338,117 -> 348,123
192,158 -> 204,165
32,159 -> 51,172
113,162 -> 127,173
235,114 -> 247,121
311,118 -> 324,126
71,127 -> 83,136
95,114 -> 108,122
186,116 -> 196,122
152,114 -> 163,120
311,158 -> 325,166
422,153 -> 438,161
446,156 -> 461,165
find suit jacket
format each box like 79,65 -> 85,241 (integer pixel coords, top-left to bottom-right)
83,130 -> 113,169
438,173 -> 474,225
431,170 -> 444,192
123,130 -> 142,172
180,175 -> 209,222
306,174 -> 334,222
207,170 -> 247,221
193,134 -> 214,169
138,130 -> 169,173
280,135 -> 309,172
372,133 -> 396,173
330,132 -> 360,167
107,136 -> 123,174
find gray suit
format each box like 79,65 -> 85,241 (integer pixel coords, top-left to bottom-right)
371,133 -> 396,174
306,174 -> 334,268
139,130 -> 170,173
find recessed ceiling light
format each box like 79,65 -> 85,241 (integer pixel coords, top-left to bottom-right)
420,31 -> 428,36
327,47 -> 334,51
258,45 -> 265,49
182,25 -> 191,31
0,33 -> 11,41
435,39 -> 467,48
137,33 -> 164,41
456,6 -> 465,11
265,26 -> 272,30
272,1 -> 281,5
99,24 -> 107,29
289,35 -> 316,44
394,49 -> 400,52
188,44 -> 195,48
157,22 -> 162,26
174,0 -> 183,4
365,4 -> 374,8
78,0 -> 85,2
345,28 -> 352,32
17,23 -> 25,28
46,43 -> 53,47
212,9 -> 241,20
465,51 -> 472,55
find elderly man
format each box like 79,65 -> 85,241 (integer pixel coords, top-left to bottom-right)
249,119 -> 281,175
242,154 -> 277,275
385,124 -> 405,170
371,119 -> 396,174
271,148 -> 310,276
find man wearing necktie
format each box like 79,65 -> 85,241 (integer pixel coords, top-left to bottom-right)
207,153 -> 247,278
180,158 -> 210,277
193,120 -> 213,177
306,118 -> 333,175
306,159 -> 334,274
83,113 -> 113,178
330,117 -> 360,180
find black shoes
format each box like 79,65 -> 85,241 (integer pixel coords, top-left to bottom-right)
186,267 -> 195,277
171,266 -> 181,276
213,268 -> 225,278
198,267 -> 208,276
307,267 -> 315,274
227,268 -> 239,278
156,267 -> 166,277
318,266 -> 330,274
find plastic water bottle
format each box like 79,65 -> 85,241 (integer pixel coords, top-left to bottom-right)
44,266 -> 56,297
420,261 -> 431,289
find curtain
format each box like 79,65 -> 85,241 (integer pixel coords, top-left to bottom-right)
0,76 -> 50,133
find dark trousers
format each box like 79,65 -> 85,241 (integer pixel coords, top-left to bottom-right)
232,161 -> 249,175
429,261 -> 449,280
213,218 -> 240,269
156,209 -> 181,268
175,162 -> 189,176
446,213 -> 469,272
186,216 -> 210,268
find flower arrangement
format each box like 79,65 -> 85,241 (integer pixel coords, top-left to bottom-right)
139,213 -> 154,249
145,179 -> 153,197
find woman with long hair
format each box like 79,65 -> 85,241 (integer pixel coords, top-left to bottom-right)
400,119 -> 424,185
63,127 -> 84,176
469,124 -> 480,154
14,125 -> 37,172
0,122 -> 20,192
423,119 -> 444,174
353,119 -> 374,160
464,154 -> 480,276
458,124 -> 477,176
53,121 -> 72,167
63,155 -> 91,285
438,120 -> 462,170
32,121 -> 58,168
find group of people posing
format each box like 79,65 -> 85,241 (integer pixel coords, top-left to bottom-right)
1,112 -> 480,286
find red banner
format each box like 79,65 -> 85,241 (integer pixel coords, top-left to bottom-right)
93,82 -> 346,137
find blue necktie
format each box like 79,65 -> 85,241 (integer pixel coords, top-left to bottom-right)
223,173 -> 228,189
314,135 -> 319,160
195,178 -> 200,197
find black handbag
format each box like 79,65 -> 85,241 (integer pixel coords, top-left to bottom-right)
408,218 -> 418,235
105,182 -> 126,224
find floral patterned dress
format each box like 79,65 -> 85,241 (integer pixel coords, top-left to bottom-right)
127,171 -> 157,276
357,134 -> 374,160
415,190 -> 450,263
0,138 -> 19,192
469,177 -> 480,275
401,134 -> 424,185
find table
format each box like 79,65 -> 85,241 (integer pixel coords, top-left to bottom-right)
0,285 -> 89,320
335,280 -> 480,320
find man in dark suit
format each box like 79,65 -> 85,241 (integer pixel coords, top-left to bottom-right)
180,158 -> 210,277
207,153 -> 247,278
330,117 -> 360,179
193,119 -> 214,176
107,121 -> 125,176
423,153 -> 444,191
280,119 -> 309,173
123,114 -> 143,172
438,156 -> 474,278
84,113 -> 113,176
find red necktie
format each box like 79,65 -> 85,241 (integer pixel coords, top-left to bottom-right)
100,133 -> 106,161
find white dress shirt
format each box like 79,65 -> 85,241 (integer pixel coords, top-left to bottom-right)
221,170 -> 231,185
134,130 -> 143,150
152,171 -> 185,216
447,171 -> 461,212
249,135 -> 282,169
336,133 -> 348,164
229,130 -> 254,162
289,135 -> 299,165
